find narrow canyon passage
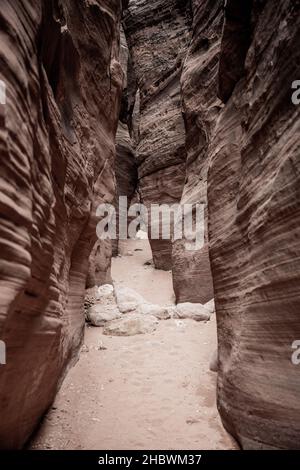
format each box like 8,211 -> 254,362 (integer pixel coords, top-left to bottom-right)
29,241 -> 236,450
1,0 -> 299,453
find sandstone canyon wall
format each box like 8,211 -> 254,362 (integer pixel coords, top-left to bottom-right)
88,28 -> 137,277
0,0 -> 122,449
113,28 -> 138,256
123,0 -> 191,270
130,0 -> 300,449
0,0 -> 299,452
208,0 -> 300,449
172,0 -> 223,304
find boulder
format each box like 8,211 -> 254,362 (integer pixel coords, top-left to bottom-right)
166,306 -> 177,318
114,285 -> 146,313
138,303 -> 171,320
204,299 -> 215,315
87,305 -> 121,327
103,313 -> 159,336
173,303 -> 210,322
97,284 -> 114,299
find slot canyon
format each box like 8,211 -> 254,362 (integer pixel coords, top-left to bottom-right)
0,0 -> 300,452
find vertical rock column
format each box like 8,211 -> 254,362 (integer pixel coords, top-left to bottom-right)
0,0 -> 123,449
172,0 -> 223,303
208,0 -> 300,449
123,0 -> 191,270
87,27 -> 138,281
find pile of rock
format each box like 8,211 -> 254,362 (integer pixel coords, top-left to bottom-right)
85,284 -> 215,336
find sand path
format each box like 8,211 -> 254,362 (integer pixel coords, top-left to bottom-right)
29,240 -> 237,450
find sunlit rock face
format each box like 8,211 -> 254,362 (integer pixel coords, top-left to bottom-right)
172,0 -> 223,304
123,0 -> 192,270
0,0 -> 122,449
208,0 -> 300,449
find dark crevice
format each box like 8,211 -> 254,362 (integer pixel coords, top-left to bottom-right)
218,0 -> 253,102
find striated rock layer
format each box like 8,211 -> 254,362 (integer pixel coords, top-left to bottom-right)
113,29 -> 138,257
0,0 -> 122,449
208,0 -> 300,449
172,0 -> 223,303
123,0 -> 191,270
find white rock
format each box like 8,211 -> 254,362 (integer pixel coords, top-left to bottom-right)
138,303 -> 171,320
97,284 -> 114,300
166,306 -> 177,318
114,286 -> 145,313
103,313 -> 159,336
87,304 -> 121,327
204,299 -> 215,314
174,303 -> 210,322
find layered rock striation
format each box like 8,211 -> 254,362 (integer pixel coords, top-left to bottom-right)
1,0 -> 299,452
123,0 -> 192,269
172,0 -> 223,303
0,0 -> 122,448
208,0 -> 300,449
113,28 -> 138,256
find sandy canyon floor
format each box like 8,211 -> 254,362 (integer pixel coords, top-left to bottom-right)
29,240 -> 237,450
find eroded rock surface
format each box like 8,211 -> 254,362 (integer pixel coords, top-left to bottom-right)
172,0 -> 223,303
103,313 -> 159,336
86,284 -> 120,327
1,0 -> 299,452
113,28 -> 138,256
173,303 -> 211,322
87,305 -> 121,327
123,0 -> 192,269
204,298 -> 215,315
0,0 -> 122,449
87,240 -> 113,288
138,303 -> 171,320
114,285 -> 146,313
207,0 -> 300,449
